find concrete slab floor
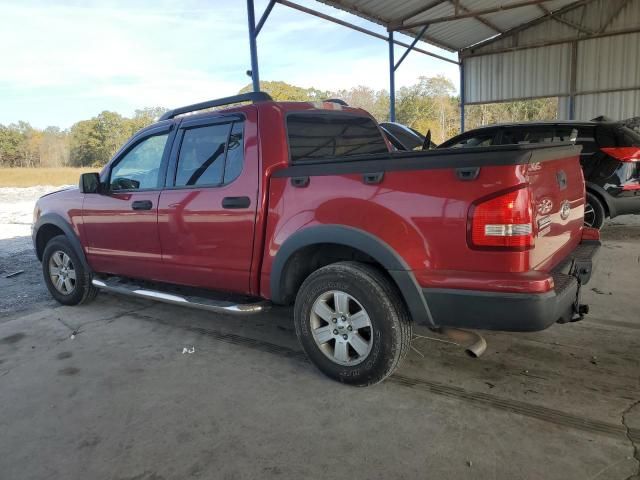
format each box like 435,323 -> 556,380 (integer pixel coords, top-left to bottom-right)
0,222 -> 639,479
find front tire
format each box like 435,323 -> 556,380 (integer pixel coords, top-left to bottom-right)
294,261 -> 412,386
42,235 -> 98,306
584,192 -> 606,229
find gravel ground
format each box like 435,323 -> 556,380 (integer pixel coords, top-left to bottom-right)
0,186 -> 70,318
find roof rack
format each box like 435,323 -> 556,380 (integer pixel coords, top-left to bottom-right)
322,98 -> 349,106
160,92 -> 273,121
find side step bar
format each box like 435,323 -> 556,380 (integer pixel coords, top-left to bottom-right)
92,277 -> 269,315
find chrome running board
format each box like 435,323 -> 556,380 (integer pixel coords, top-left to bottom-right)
92,277 -> 269,315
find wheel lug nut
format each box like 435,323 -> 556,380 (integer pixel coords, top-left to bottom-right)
341,315 -> 346,321
342,334 -> 348,340
333,329 -> 338,335
347,326 -> 352,331
332,318 -> 337,323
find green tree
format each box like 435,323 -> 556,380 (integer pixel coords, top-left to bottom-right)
332,86 -> 390,122
69,118 -> 99,167
0,124 -> 24,167
239,81 -> 330,101
130,107 -> 169,131
39,127 -> 70,167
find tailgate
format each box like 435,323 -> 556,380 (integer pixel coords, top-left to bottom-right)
526,144 -> 585,271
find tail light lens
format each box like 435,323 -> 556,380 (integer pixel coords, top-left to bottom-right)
601,147 -> 640,162
469,186 -> 534,250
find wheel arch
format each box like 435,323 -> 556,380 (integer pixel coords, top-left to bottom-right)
34,214 -> 90,271
269,225 -> 434,326
585,183 -> 613,218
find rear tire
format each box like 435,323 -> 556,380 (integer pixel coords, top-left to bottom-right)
294,261 -> 412,386
584,192 -> 606,230
42,235 -> 98,306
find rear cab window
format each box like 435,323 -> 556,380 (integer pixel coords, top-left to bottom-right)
286,113 -> 389,163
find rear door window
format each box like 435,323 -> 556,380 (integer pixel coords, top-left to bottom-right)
287,113 -> 388,163
175,124 -> 230,187
173,120 -> 245,187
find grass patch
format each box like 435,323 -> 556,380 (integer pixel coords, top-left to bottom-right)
0,167 -> 97,187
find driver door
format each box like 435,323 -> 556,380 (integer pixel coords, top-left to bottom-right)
83,125 -> 173,279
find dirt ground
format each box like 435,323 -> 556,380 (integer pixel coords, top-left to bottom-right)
0,187 -> 639,480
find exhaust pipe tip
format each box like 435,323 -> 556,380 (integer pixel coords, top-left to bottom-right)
438,328 -> 487,358
464,335 -> 487,358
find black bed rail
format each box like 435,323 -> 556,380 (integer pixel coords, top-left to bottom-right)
160,92 -> 273,120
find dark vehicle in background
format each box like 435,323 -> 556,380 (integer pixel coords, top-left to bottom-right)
439,120 -> 640,229
380,122 -> 437,151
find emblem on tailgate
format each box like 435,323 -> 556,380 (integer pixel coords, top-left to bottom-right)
560,200 -> 571,220
537,198 -> 553,215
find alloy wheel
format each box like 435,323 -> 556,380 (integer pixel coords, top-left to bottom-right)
309,290 -> 373,366
584,203 -> 595,227
48,251 -> 76,295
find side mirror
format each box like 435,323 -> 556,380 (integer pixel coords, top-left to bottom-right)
79,172 -> 101,194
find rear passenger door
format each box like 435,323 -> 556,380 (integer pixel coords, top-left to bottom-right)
157,113 -> 259,294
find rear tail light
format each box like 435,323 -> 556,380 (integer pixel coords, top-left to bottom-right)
468,186 -> 534,250
601,147 -> 640,162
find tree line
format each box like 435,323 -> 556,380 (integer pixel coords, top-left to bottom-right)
0,77 -> 558,168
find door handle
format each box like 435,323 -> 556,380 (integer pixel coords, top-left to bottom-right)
222,196 -> 251,209
291,176 -> 310,188
131,200 -> 153,210
363,172 -> 384,185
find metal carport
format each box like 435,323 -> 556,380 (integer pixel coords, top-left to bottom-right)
246,0 -> 640,130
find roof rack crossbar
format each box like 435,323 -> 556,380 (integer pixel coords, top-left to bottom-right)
322,98 -> 349,106
160,92 -> 273,120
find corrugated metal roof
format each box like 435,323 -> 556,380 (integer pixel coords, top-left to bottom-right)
317,0 -> 579,51
310,0 -> 640,120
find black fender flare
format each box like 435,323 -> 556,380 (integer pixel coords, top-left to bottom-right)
585,182 -> 615,217
270,225 -> 434,326
33,213 -> 90,271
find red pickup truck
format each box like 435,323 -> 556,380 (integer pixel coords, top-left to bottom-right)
33,92 -> 600,385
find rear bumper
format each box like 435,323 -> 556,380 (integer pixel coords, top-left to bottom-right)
608,194 -> 640,217
422,240 -> 601,332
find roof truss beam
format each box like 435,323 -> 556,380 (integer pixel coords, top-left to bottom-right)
453,0 -> 504,34
598,0 -> 632,33
396,1 -> 449,24
462,24 -> 640,57
391,0 -> 554,31
537,3 -> 594,34
462,0 -> 597,52
276,0 -> 459,63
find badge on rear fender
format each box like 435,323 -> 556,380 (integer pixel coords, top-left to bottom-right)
560,200 -> 571,220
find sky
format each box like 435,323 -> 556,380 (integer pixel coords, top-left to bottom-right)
0,0 -> 459,129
